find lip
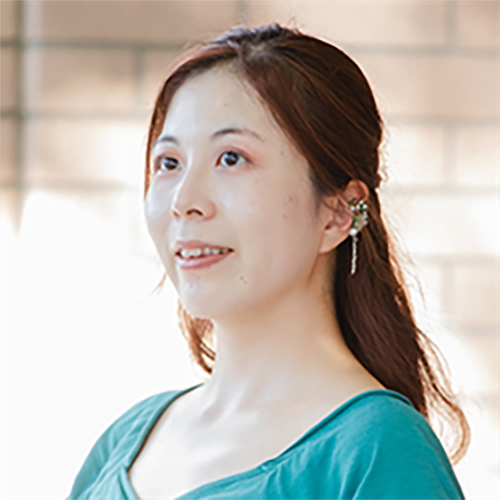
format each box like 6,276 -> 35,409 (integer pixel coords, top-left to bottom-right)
173,239 -> 234,256
175,250 -> 233,270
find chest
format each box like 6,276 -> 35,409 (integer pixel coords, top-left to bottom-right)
127,380 -> 384,499
128,411 -> 306,499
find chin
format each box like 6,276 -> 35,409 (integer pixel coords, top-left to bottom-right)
182,303 -> 215,321
179,294 -> 225,321
180,292 -> 251,322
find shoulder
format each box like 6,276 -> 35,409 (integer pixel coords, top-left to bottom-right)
68,388 -> 183,499
335,390 -> 439,449
321,390 -> 465,499
84,389 -> 178,459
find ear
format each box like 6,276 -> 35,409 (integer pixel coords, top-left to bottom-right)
318,180 -> 369,254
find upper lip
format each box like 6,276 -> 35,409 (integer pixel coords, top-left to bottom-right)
174,239 -> 234,256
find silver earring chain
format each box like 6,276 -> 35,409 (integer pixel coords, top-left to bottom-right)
347,199 -> 369,276
350,234 -> 358,275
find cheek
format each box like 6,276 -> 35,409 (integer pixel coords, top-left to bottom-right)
278,191 -> 321,258
277,188 -> 315,231
241,187 -> 317,268
144,189 -> 181,288
144,183 -> 173,253
217,177 -> 263,229
279,194 -> 317,253
145,182 -> 170,221
282,193 -> 300,220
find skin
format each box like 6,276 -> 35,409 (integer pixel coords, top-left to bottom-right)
138,67 -> 383,495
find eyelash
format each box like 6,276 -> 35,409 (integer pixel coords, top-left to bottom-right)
154,150 -> 249,173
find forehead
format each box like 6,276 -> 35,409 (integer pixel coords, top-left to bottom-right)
162,68 -> 286,141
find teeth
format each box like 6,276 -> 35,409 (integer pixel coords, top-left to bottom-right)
179,247 -> 231,259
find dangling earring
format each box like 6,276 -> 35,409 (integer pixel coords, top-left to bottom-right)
347,198 -> 369,275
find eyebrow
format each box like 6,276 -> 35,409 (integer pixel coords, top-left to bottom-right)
154,127 -> 264,147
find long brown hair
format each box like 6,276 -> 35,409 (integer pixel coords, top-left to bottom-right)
144,24 -> 470,464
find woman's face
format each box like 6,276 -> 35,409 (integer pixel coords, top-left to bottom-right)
145,68 -> 330,320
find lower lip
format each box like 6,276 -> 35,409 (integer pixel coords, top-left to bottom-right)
176,251 -> 233,270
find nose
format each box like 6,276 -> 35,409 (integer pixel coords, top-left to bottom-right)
171,161 -> 216,222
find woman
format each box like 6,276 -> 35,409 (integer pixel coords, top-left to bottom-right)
69,24 -> 469,499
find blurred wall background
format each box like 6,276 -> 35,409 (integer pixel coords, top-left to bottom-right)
1,0 -> 498,498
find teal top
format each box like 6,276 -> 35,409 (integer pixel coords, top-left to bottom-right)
68,383 -> 465,500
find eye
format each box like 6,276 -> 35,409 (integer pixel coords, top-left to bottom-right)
154,150 -> 247,173
219,150 -> 246,168
157,156 -> 179,172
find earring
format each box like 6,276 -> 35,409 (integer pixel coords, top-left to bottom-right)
347,199 -> 369,275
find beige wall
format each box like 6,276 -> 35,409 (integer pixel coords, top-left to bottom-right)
1,0 -> 498,498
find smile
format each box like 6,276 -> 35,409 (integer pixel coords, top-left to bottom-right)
175,249 -> 234,270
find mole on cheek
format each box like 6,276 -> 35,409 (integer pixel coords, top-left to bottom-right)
282,194 -> 298,219
239,275 -> 248,285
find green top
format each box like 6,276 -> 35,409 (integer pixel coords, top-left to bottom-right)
68,383 -> 465,499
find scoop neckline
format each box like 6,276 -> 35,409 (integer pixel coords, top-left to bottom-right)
122,384 -> 413,500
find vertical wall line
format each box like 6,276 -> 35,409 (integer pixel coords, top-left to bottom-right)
445,0 -> 459,53
12,0 -> 26,233
443,0 -> 459,186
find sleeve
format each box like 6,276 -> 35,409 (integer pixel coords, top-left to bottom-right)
336,397 -> 465,500
67,394 -> 161,500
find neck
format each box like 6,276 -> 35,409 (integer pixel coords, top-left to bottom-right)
196,257 -> 366,416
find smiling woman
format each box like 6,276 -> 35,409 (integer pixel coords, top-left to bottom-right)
68,24 -> 469,500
